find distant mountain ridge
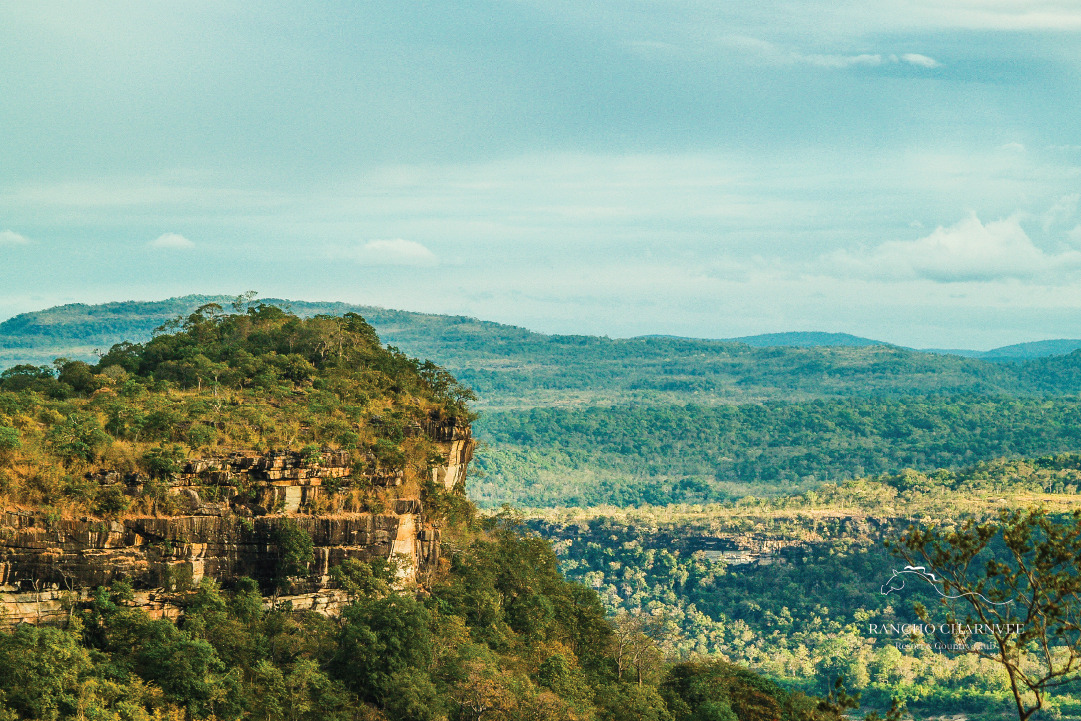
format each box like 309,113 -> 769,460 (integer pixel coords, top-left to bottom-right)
729,331 -> 890,348
635,329 -> 1081,360
978,338 -> 1081,360
2,294 -> 1077,362
4,295 -> 1081,410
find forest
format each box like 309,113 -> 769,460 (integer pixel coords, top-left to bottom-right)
471,398 -> 1081,507
0,300 -> 478,516
0,301 -> 874,721
4,297 -> 1081,719
526,456 -> 1081,719
7,295 -> 1081,409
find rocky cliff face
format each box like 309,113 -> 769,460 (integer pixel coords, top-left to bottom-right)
0,422 -> 474,625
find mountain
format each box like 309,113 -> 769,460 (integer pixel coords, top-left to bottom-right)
5,295 -> 1081,410
920,347 -> 987,358
924,339 -> 1081,362
980,338 -> 1081,361
729,331 -> 889,348
0,295 -> 539,368
4,303 -> 768,721
9,294 -> 1081,511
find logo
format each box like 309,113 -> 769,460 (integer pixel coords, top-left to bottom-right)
880,565 -> 1014,606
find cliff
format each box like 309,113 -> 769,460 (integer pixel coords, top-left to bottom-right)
0,422 -> 474,625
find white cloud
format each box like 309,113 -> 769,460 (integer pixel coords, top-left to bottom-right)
803,52 -> 884,68
827,214 -> 1081,283
1042,193 -> 1079,232
353,239 -> 438,266
900,53 -> 939,68
725,37 -> 939,71
149,232 -> 195,249
910,2 -> 1081,31
0,230 -> 30,245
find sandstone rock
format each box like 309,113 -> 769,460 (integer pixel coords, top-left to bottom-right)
0,419 -> 474,625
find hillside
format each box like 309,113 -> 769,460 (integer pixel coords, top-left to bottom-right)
4,298 -> 1081,717
470,396 -> 1081,507
9,295 -> 1081,410
0,301 -> 864,721
980,338 -> 1081,361
728,331 -> 888,348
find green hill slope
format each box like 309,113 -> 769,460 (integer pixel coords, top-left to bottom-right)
7,294 -> 1077,408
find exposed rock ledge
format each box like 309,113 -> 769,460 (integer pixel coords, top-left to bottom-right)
1,426 -> 475,625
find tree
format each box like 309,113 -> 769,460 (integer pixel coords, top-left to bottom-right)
45,412 -> 111,463
330,557 -> 395,600
660,661 -> 785,721
0,426 -> 19,458
594,682 -> 673,721
447,657 -> 517,721
331,592 -> 434,708
272,518 -> 315,590
893,507 -> 1081,720
0,623 -> 91,720
611,612 -> 668,685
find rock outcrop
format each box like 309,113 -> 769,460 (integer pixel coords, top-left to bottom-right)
1,420 -> 474,625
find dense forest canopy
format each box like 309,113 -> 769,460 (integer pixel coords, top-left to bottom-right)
5,298 -> 1081,718
528,455 -> 1081,719
472,398 -> 1081,507
10,296 -> 1081,512
0,513 -> 872,721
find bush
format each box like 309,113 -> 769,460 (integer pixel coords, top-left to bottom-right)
142,445 -> 187,480
0,427 -> 19,455
46,413 -> 111,463
93,485 -> 131,517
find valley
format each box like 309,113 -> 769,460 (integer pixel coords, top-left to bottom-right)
3,296 -> 1081,719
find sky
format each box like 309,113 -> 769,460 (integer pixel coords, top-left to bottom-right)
2,1 -> 1081,349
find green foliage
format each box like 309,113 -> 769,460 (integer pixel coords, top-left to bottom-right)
272,518 -> 315,588
92,485 -> 131,516
141,444 -> 187,480
595,682 -> 674,721
0,364 -> 66,396
330,557 -> 395,599
0,518 -> 863,721
0,301 -> 475,514
332,593 -> 436,710
45,412 -> 111,463
11,294 -> 1081,411
0,426 -> 18,455
661,661 -> 790,721
473,397 -> 1081,507
56,360 -> 105,395
0,623 -> 90,720
381,667 -> 445,721
895,508 -> 1081,720
528,466 -> 1070,718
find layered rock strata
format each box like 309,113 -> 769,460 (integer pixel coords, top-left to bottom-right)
1,420 -> 474,624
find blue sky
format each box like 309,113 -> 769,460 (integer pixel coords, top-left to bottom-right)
2,1 -> 1080,348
